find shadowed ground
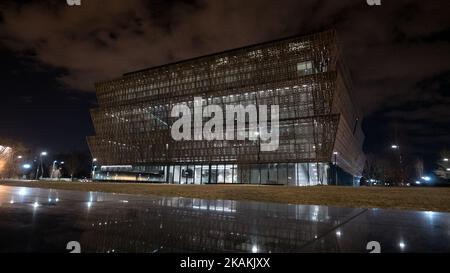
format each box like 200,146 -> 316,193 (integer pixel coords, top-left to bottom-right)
1,180 -> 450,212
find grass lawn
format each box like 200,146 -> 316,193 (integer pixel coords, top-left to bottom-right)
1,180 -> 450,212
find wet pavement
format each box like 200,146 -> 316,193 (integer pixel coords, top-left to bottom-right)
0,185 -> 449,253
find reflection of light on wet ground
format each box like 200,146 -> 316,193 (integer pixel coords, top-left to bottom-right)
18,188 -> 28,196
0,185 -> 449,253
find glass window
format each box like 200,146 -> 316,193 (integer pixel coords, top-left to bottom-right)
201,165 -> 210,184
296,163 -> 309,186
297,61 -> 313,76
173,165 -> 181,184
194,165 -> 202,185
278,164 -> 288,185
238,164 -> 250,184
168,166 -> 174,184
232,165 -> 238,183
180,166 -> 191,184
268,164 -> 277,184
225,165 -> 233,184
260,164 -> 269,184
210,165 -> 218,184
309,163 -> 320,186
287,163 -> 295,186
250,165 -> 260,184
217,165 -> 225,183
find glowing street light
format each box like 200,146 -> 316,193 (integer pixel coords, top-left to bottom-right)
23,164 -> 32,169
35,151 -> 48,179
391,145 -> 399,149
92,158 -> 98,180
421,176 -> 431,181
333,152 -> 339,185
444,158 -> 449,162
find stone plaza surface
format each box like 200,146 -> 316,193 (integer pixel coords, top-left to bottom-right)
0,185 -> 449,253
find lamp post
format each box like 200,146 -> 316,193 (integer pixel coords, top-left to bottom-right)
51,160 -> 57,179
92,158 -> 97,180
333,152 -> 338,185
35,151 -> 47,180
391,145 -> 404,185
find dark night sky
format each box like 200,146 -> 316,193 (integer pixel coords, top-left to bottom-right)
0,0 -> 449,172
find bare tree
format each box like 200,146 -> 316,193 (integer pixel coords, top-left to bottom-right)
65,152 -> 82,181
363,154 -> 383,180
435,150 -> 450,181
414,158 -> 424,180
0,138 -> 29,179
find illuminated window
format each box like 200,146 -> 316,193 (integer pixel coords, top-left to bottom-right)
297,61 -> 313,76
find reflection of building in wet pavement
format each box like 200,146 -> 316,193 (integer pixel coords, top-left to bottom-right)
79,198 -> 335,253
1,186 -> 450,253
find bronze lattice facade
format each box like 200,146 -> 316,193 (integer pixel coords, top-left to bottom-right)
88,30 -> 365,186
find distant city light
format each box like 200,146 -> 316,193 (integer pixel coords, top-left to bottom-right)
391,145 -> 399,149
421,176 -> 431,181
399,242 -> 406,249
333,152 -> 339,155
415,181 -> 421,185
41,152 -> 47,156
251,245 -> 258,253
93,158 -> 98,162
17,155 -> 23,159
22,164 -> 32,169
444,158 -> 449,162
446,168 -> 450,171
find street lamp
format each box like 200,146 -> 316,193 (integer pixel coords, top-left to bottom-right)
51,160 -> 58,179
390,144 -> 404,185
35,151 -> 47,180
444,158 -> 449,162
92,158 -> 98,180
333,152 -> 338,185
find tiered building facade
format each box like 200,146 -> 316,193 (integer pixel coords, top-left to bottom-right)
88,30 -> 365,186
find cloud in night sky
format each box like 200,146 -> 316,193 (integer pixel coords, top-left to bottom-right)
0,0 -> 449,161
